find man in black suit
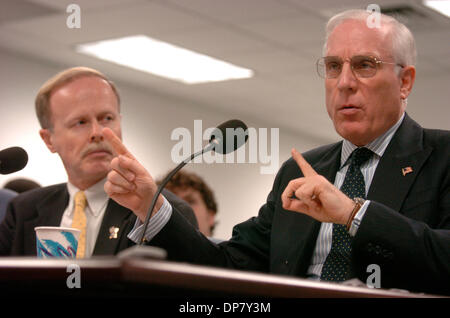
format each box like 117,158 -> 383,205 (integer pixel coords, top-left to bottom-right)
0,67 -> 197,257
105,10 -> 449,294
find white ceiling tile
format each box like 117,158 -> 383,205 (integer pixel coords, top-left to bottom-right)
0,0 -> 448,139
166,0 -> 298,23
3,1 -> 210,44
0,0 -> 59,24
225,48 -> 311,75
239,14 -> 326,47
27,0 -> 146,11
152,26 -> 269,59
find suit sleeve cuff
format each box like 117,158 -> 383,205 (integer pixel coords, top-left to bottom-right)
127,195 -> 172,243
348,200 -> 370,237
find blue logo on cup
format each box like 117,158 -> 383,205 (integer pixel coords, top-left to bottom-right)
36,231 -> 78,258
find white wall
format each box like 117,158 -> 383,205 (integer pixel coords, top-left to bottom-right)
0,49 -> 330,239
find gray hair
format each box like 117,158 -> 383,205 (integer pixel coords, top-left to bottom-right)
322,9 -> 417,67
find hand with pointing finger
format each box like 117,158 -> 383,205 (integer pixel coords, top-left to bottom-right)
281,148 -> 355,225
103,127 -> 163,222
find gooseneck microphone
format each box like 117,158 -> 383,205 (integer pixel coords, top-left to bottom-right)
0,147 -> 28,174
138,119 -> 248,245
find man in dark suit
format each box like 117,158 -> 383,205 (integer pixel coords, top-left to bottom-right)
0,67 -> 197,257
0,189 -> 17,222
104,10 -> 449,295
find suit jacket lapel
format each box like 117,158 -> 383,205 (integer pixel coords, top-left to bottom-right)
34,184 -> 69,225
93,199 -> 134,255
312,142 -> 343,185
368,114 -> 432,212
23,184 -> 69,254
289,142 -> 343,275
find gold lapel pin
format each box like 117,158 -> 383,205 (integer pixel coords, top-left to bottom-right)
109,226 -> 119,239
402,166 -> 413,176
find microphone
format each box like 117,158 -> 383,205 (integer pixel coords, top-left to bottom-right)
208,119 -> 248,154
0,147 -> 28,174
138,119 -> 248,245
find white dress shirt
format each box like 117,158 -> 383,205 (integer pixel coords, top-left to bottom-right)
306,113 -> 405,279
127,196 -> 172,243
60,178 -> 109,258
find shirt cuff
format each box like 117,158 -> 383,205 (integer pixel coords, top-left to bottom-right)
348,200 -> 370,237
127,195 -> 172,243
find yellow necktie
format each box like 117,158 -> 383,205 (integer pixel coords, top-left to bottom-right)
71,191 -> 87,258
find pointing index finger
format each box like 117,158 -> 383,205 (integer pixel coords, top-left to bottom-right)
291,148 -> 317,177
103,127 -> 133,158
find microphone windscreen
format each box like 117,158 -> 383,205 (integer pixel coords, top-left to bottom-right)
209,119 -> 248,154
0,147 -> 28,174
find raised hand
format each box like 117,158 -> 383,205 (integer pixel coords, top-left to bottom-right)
281,148 -> 354,224
103,127 -> 163,222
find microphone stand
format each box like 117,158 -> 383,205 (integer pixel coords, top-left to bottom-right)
116,119 -> 248,259
138,142 -> 216,245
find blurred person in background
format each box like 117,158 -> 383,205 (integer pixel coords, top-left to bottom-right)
4,178 -> 41,193
158,170 -> 218,238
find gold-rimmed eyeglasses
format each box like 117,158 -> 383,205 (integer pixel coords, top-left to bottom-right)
316,55 -> 404,79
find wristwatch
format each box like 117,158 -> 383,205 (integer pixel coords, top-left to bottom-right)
346,197 -> 365,231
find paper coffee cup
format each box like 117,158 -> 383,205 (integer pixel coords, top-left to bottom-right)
35,226 -> 81,258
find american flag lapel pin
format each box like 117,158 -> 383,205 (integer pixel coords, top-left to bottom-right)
402,166 -> 413,176
109,226 -> 119,239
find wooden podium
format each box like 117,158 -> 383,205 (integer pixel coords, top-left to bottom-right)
0,256 -> 439,298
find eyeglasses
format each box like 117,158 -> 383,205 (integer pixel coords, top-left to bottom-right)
316,55 -> 403,79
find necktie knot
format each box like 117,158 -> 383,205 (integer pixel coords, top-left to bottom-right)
350,147 -> 373,168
